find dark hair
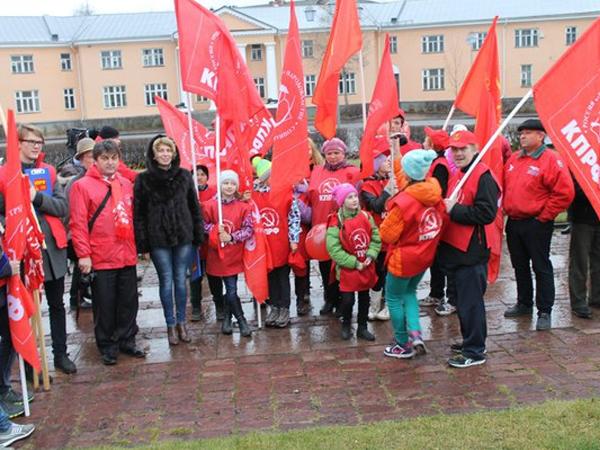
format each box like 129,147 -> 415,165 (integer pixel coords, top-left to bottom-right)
93,140 -> 121,160
99,125 -> 119,140
196,164 -> 209,178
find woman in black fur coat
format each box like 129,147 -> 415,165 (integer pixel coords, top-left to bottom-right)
134,135 -> 204,345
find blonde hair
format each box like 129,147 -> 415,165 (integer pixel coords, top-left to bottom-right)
18,123 -> 44,142
308,137 -> 324,166
152,136 -> 177,155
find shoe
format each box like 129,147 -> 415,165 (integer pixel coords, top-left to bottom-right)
450,342 -> 488,355
435,300 -> 456,316
448,353 -> 486,368
320,301 -> 335,315
0,400 -> 24,419
231,297 -> 252,337
419,296 -> 442,307
1,388 -> 34,405
191,307 -> 203,322
275,308 -> 290,328
383,343 -> 415,359
102,353 -> 117,366
238,318 -> 252,337
375,305 -> 390,321
0,423 -> 35,447
167,326 -> 179,345
79,298 -> 92,309
221,303 -> 233,335
54,353 -> 77,374
214,298 -> 225,321
572,307 -> 592,319
69,297 -> 78,309
176,323 -> 192,343
265,306 -> 280,327
560,224 -> 571,235
120,344 -> 146,358
341,323 -> 352,341
356,325 -> 375,341
536,312 -> 552,331
504,303 -> 533,318
368,290 -> 382,321
409,331 -> 427,355
296,299 -> 311,316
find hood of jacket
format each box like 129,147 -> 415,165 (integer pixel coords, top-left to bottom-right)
404,177 -> 442,207
145,134 -> 182,180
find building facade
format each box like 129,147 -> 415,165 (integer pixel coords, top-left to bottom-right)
0,0 -> 598,125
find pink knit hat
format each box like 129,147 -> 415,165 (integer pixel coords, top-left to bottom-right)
321,137 -> 347,155
333,183 -> 358,207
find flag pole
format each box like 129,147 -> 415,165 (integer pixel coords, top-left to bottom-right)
18,356 -> 30,416
186,92 -> 199,194
442,104 -> 456,131
32,290 -> 51,391
449,89 -> 532,199
358,50 -> 368,129
215,114 -> 223,228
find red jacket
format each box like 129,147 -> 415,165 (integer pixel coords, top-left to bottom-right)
69,166 -> 137,270
503,147 -> 574,222
308,164 -> 359,225
118,161 -> 138,183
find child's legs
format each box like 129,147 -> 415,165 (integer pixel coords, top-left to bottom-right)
385,273 -> 409,344
404,272 -> 425,333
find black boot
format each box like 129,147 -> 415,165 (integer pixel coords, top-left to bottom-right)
221,300 -> 233,335
231,296 -> 252,337
356,325 -> 375,341
214,296 -> 225,321
341,322 -> 352,340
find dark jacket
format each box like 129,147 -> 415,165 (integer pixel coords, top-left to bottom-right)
133,135 -> 204,253
569,177 -> 600,226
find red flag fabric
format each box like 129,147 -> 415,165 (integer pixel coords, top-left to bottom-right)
2,109 -> 41,371
270,0 -> 310,204
243,201 -> 272,303
358,34 -> 401,178
313,0 -> 362,139
533,18 -> 600,219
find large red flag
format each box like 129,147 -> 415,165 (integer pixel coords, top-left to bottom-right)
454,17 -> 503,282
533,18 -> 600,219
358,34 -> 401,178
270,0 -> 310,204
2,109 -> 41,371
313,0 -> 362,139
243,201 -> 272,303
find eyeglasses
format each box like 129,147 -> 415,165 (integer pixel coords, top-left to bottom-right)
20,139 -> 44,147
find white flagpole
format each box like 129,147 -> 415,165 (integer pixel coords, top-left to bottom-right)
358,50 -> 368,129
186,92 -> 199,194
449,89 -> 533,199
18,356 -> 30,416
215,114 -> 223,228
442,104 -> 456,131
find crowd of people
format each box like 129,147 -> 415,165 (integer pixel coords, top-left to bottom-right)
0,109 -> 594,446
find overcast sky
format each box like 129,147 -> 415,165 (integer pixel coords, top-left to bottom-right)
0,0 -> 268,16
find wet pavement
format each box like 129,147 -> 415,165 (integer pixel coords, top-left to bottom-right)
17,231 -> 600,449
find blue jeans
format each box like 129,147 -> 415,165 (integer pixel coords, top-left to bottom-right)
0,302 -> 15,396
0,405 -> 10,432
151,244 -> 194,327
208,275 -> 238,306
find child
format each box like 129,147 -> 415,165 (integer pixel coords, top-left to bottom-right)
326,183 -> 381,341
203,170 -> 253,337
379,150 -> 444,359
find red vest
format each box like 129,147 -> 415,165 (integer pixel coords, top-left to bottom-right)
442,162 -> 497,252
204,198 -> 251,277
308,165 -> 359,225
198,186 -> 217,204
253,191 -> 291,269
329,211 -> 378,292
360,178 -> 389,226
427,154 -> 450,178
386,192 -> 444,277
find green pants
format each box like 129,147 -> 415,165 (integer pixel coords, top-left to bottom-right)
385,272 -> 424,345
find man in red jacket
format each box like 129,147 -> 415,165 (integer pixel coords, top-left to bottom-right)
503,119 -> 574,330
70,140 -> 145,365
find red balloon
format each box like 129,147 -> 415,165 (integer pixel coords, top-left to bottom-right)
305,224 -> 330,261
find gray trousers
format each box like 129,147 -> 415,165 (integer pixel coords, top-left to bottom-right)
569,223 -> 600,309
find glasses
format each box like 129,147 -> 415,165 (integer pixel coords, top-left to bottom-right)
20,139 -> 44,147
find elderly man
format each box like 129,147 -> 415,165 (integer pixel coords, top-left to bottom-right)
503,119 -> 574,330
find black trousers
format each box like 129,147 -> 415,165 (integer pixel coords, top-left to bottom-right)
454,263 -> 487,360
91,266 -> 139,356
44,277 -> 67,356
268,265 -> 291,308
294,274 -> 309,301
373,252 -> 387,292
340,290 -> 370,326
428,254 -> 446,300
568,223 -> 600,309
69,265 -> 82,304
506,218 -> 555,314
318,260 -> 340,306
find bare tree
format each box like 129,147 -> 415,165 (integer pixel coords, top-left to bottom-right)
73,1 -> 94,16
444,35 -> 469,97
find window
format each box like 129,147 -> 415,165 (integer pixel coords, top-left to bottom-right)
254,77 -> 265,98
304,74 -> 316,97
11,55 -> 34,74
101,50 -> 122,69
520,64 -> 532,88
60,53 -> 72,71
196,95 -> 210,102
302,40 -> 314,58
250,44 -> 263,61
63,88 -> 76,110
515,29 -> 539,48
103,85 -> 127,108
15,90 -> 40,113
566,26 -> 577,45
422,68 -> 445,91
144,83 -> 168,106
389,36 -> 398,54
142,48 -> 164,67
421,35 -> 444,53
338,72 -> 356,95
469,32 -> 487,51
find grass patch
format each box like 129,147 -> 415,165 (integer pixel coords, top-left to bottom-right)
85,398 -> 600,450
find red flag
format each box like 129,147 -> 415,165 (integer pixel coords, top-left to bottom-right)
2,109 -> 41,371
243,201 -> 272,303
313,0 -> 362,139
359,34 -> 400,178
270,0 -> 310,204
533,18 -> 600,219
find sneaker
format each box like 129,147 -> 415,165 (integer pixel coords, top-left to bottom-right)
79,298 -> 92,309
0,423 -> 35,447
536,312 -> 551,331
275,308 -> 290,328
265,306 -> 280,327
572,307 -> 592,319
435,300 -> 456,316
419,296 -> 442,307
448,353 -> 486,368
504,303 -> 533,318
450,342 -> 488,355
560,224 -> 571,235
296,300 -> 311,316
0,400 -> 24,419
383,343 -> 415,359
0,388 -> 34,405
409,332 -> 427,355
191,307 -> 203,322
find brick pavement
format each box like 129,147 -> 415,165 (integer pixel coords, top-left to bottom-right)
18,232 -> 600,449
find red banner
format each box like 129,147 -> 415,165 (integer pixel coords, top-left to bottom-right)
533,18 -> 600,219
243,201 -> 272,303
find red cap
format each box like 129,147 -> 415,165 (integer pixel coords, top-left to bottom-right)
449,130 -> 477,148
424,127 -> 450,150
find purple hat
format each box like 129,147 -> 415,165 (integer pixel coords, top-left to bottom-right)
333,183 -> 358,207
322,137 -> 347,155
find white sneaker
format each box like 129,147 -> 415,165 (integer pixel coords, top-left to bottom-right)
0,423 -> 35,447
419,296 -> 442,307
368,290 -> 382,321
435,300 -> 457,316
375,305 -> 390,321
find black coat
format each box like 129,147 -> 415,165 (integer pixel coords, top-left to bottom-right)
133,135 -> 204,253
